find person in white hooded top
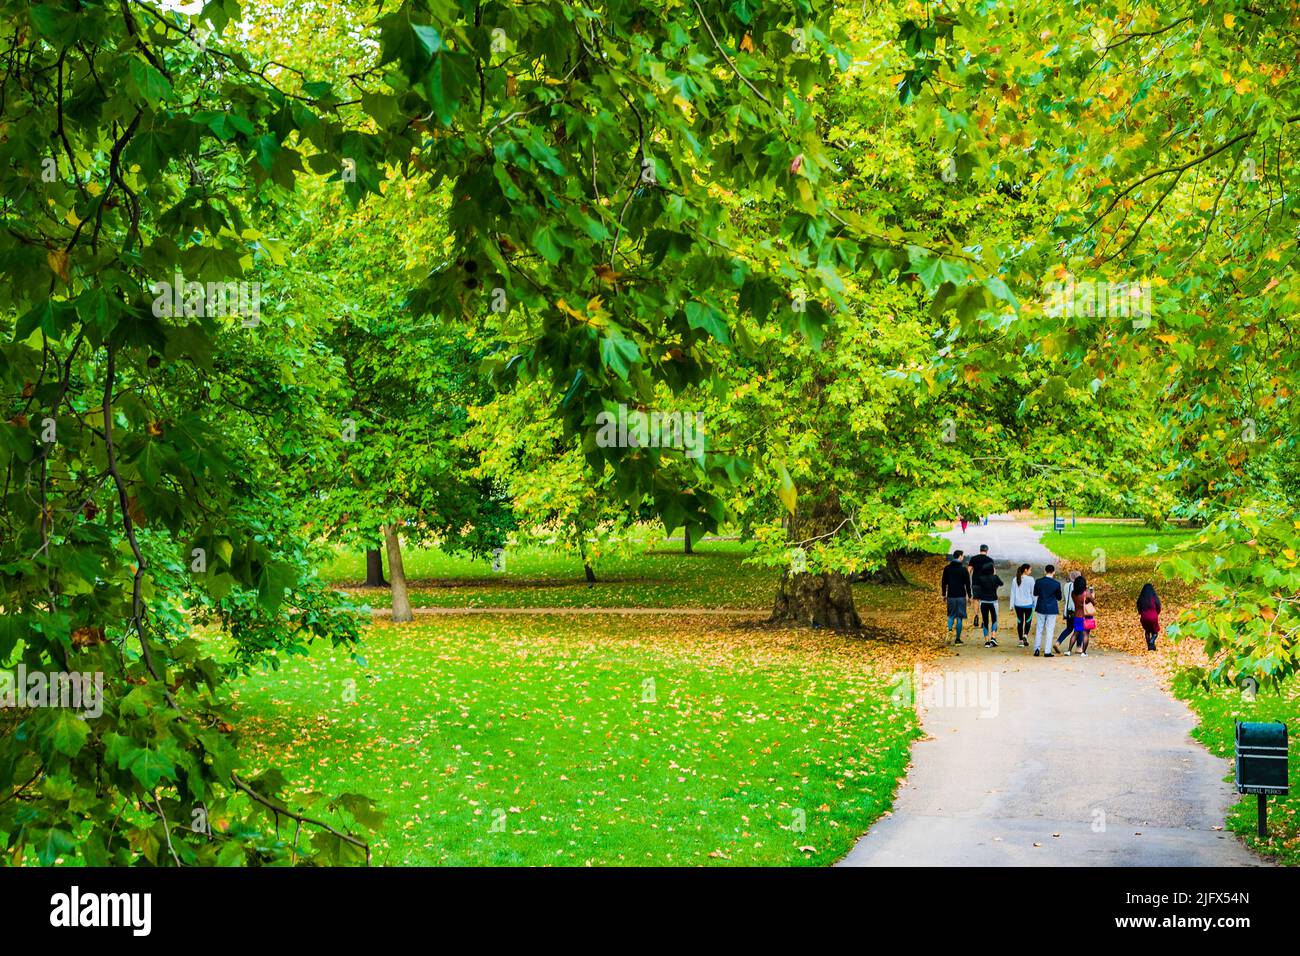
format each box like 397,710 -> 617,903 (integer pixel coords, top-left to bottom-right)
1010,563 -> 1036,647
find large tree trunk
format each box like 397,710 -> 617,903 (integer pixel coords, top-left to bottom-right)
382,524 -> 413,623
364,547 -> 387,587
854,549 -> 909,586
684,532 -> 694,555
772,570 -> 861,628
769,493 -> 862,629
584,561 -> 597,584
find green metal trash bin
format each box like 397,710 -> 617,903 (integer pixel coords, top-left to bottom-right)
1235,721 -> 1289,839
1235,721 -> 1289,795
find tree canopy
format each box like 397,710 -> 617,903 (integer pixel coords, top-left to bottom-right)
2,0 -> 1296,866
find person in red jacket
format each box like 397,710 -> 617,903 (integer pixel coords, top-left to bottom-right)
1137,583 -> 1162,651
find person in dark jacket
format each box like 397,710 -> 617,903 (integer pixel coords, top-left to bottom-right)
972,565 -> 1005,647
1032,564 -> 1064,656
967,545 -> 994,581
1137,583 -> 1162,651
941,551 -> 972,644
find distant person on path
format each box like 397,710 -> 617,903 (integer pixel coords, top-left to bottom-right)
972,561 -> 1004,647
1066,572 -> 1089,654
1010,563 -> 1035,647
1076,586 -> 1097,656
941,550 -> 972,645
959,515 -> 968,534
1137,583 -> 1162,651
1032,564 -> 1063,656
1056,570 -> 1084,653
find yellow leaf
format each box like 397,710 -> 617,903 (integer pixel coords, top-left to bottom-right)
1224,12 -> 1235,28
593,263 -> 623,284
776,464 -> 797,516
556,298 -> 584,321
47,248 -> 71,283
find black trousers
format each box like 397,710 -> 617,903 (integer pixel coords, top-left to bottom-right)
1015,606 -> 1033,639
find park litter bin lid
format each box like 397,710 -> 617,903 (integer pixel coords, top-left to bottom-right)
1237,721 -> 1287,748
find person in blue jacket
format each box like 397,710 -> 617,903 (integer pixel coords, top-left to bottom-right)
1031,564 -> 1064,657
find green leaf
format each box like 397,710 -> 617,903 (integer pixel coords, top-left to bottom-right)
533,225 -> 564,263
123,746 -> 177,789
599,335 -> 640,381
0,614 -> 29,658
129,56 -> 173,105
197,110 -> 255,141
33,827 -> 76,866
685,301 -> 730,344
50,710 -> 90,757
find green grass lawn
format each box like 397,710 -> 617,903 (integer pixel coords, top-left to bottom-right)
1030,520 -> 1196,564
321,538 -> 777,609
1173,675 -> 1300,866
229,614 -> 919,866
321,535 -> 947,611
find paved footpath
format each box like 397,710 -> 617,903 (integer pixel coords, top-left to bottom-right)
839,518 -> 1266,867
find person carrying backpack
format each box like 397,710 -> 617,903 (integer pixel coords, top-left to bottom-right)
972,563 -> 1005,647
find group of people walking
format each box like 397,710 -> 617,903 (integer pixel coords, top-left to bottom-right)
939,545 -> 1164,656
